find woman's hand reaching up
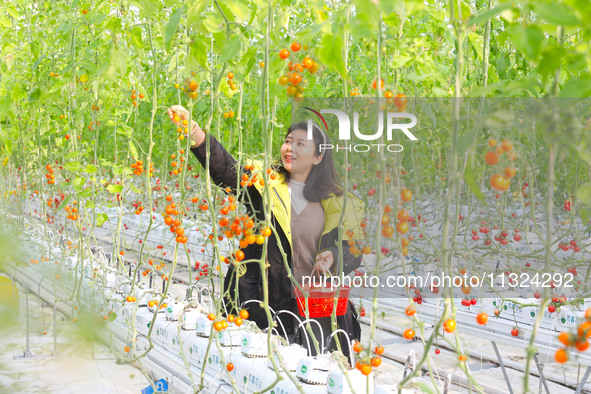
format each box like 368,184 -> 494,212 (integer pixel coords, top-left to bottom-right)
167,105 -> 206,147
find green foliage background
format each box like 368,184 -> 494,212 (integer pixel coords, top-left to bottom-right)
0,0 -> 590,206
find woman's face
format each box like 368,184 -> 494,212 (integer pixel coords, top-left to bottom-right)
280,129 -> 321,182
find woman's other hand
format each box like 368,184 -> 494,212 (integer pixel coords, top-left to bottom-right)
167,105 -> 206,147
314,249 -> 334,272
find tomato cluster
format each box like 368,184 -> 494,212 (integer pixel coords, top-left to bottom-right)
171,111 -> 191,141
544,294 -> 569,314
193,261 -> 209,279
278,42 -> 319,98
169,152 -> 186,175
147,259 -> 166,274
147,299 -> 168,309
130,89 -> 143,107
555,308 -> 591,363
391,94 -> 407,111
239,164 -> 268,188
64,202 -> 78,221
131,160 -> 144,175
226,72 -> 238,91
559,239 -> 580,253
411,285 -> 424,304
170,159 -> 181,175
208,309 -> 249,332
223,110 -> 235,119
214,194 -> 273,263
485,139 -> 517,192
360,79 -> 407,108
131,200 -> 144,215
352,342 -> 383,376
396,189 -> 414,251
383,189 -> 413,251
163,195 -> 187,244
45,164 -> 56,185
179,78 -> 199,99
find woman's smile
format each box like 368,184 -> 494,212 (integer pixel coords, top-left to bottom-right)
280,129 -> 321,182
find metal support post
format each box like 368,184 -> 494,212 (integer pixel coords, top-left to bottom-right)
491,341 -> 513,394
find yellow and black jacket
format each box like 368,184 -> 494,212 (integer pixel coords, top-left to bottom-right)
191,134 -> 364,340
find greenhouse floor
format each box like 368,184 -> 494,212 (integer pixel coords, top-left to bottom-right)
0,283 -> 148,393
1,279 -> 589,393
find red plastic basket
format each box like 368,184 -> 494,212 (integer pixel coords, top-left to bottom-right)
294,285 -> 350,318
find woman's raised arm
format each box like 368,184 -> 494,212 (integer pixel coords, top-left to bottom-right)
167,105 -> 239,191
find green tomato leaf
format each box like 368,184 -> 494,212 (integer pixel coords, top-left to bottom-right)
64,162 -> 82,172
484,110 -> 516,128
350,0 -> 379,40
0,16 -> 12,28
218,36 -> 241,64
105,16 -> 122,33
129,141 -> 139,161
237,46 -> 257,77
559,77 -> 591,97
507,23 -> 543,61
189,37 -> 208,70
576,182 -> 591,206
130,183 -> 142,194
580,208 -> 589,227
65,151 -> 79,160
468,32 -> 483,61
77,189 -> 93,198
464,157 -> 486,205
467,2 -> 513,26
85,164 -> 97,174
85,200 -> 96,209
4,139 -> 12,155
203,13 -> 225,33
57,195 -> 71,211
531,2 -> 579,26
7,6 -> 19,19
28,88 -> 42,102
109,45 -> 127,76
106,184 -> 123,194
187,0 -> 207,29
164,6 -> 185,51
138,0 -> 160,19
317,33 -> 346,79
127,27 -> 144,50
537,46 -> 567,79
117,124 -> 133,138
225,0 -> 250,23
107,311 -> 117,321
96,213 -> 108,227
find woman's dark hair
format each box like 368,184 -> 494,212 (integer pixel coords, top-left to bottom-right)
276,122 -> 343,202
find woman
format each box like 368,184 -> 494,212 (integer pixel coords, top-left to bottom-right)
167,105 -> 364,360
